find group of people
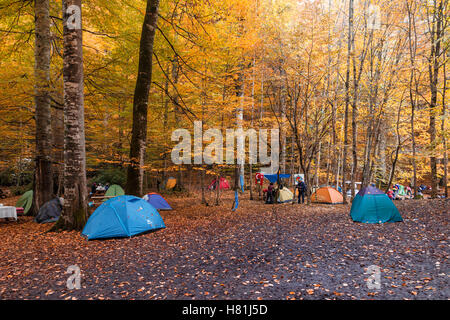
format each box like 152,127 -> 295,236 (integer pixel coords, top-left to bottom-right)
90,182 -> 110,195
265,180 -> 307,204
386,184 -> 433,200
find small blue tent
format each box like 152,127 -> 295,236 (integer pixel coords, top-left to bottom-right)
82,195 -> 165,240
350,186 -> 403,224
143,193 -> 172,210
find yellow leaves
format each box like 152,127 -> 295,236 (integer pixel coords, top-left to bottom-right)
45,289 -> 54,296
117,281 -> 130,288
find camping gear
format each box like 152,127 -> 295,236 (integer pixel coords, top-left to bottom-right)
350,186 -> 403,224
387,190 -> 394,200
0,206 -> 17,220
397,185 -> 407,197
143,193 -> 172,210
264,174 -> 291,183
15,190 -> 33,215
240,175 -> 245,192
311,187 -> 343,204
208,178 -> 230,190
103,184 -> 125,199
82,195 -> 165,240
34,198 -> 63,224
165,177 -> 177,190
278,187 -> 294,203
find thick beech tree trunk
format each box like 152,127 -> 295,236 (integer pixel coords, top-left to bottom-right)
55,0 -> 87,230
32,0 -> 53,216
126,0 -> 160,196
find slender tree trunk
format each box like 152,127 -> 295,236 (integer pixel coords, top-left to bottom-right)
342,0 -> 353,203
161,65 -> 170,187
32,0 -> 53,216
201,167 -> 206,204
407,1 -> 418,197
442,60 -> 448,197
315,142 -> 321,187
249,58 -> 255,200
215,173 -> 220,206
428,0 -> 443,198
55,0 -> 87,230
325,141 -> 331,185
125,0 -> 160,196
385,100 -> 402,193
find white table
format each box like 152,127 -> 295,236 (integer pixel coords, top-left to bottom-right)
0,206 -> 17,220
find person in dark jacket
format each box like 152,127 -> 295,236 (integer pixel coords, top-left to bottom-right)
296,180 -> 306,204
91,182 -> 97,195
266,183 -> 275,204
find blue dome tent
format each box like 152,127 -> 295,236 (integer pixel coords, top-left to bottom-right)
82,195 -> 165,240
350,186 -> 403,224
143,193 -> 172,211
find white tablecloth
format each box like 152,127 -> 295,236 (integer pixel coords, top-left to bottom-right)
0,206 -> 17,220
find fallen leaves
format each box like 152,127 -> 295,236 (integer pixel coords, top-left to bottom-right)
0,196 -> 447,300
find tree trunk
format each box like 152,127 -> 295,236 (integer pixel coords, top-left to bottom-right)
55,0 -> 87,230
385,100 -> 402,193
32,0 -> 53,216
161,64 -> 170,186
201,167 -> 206,204
342,0 -> 353,204
215,173 -> 221,206
125,0 -> 160,196
442,59 -> 448,197
407,1 -> 418,197
428,0 -> 443,198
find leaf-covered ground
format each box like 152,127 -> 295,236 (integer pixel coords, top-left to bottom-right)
0,194 -> 448,300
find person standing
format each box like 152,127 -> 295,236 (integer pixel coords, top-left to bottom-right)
297,180 -> 306,204
266,182 -> 274,204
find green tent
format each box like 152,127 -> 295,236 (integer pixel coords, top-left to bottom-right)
103,184 -> 124,200
397,185 -> 407,196
16,190 -> 33,215
350,186 -> 403,224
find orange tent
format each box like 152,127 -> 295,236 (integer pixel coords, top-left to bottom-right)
311,187 -> 343,204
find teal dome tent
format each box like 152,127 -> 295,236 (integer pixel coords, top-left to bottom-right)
350,186 -> 403,224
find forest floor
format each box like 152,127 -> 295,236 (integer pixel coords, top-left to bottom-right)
0,193 -> 448,300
